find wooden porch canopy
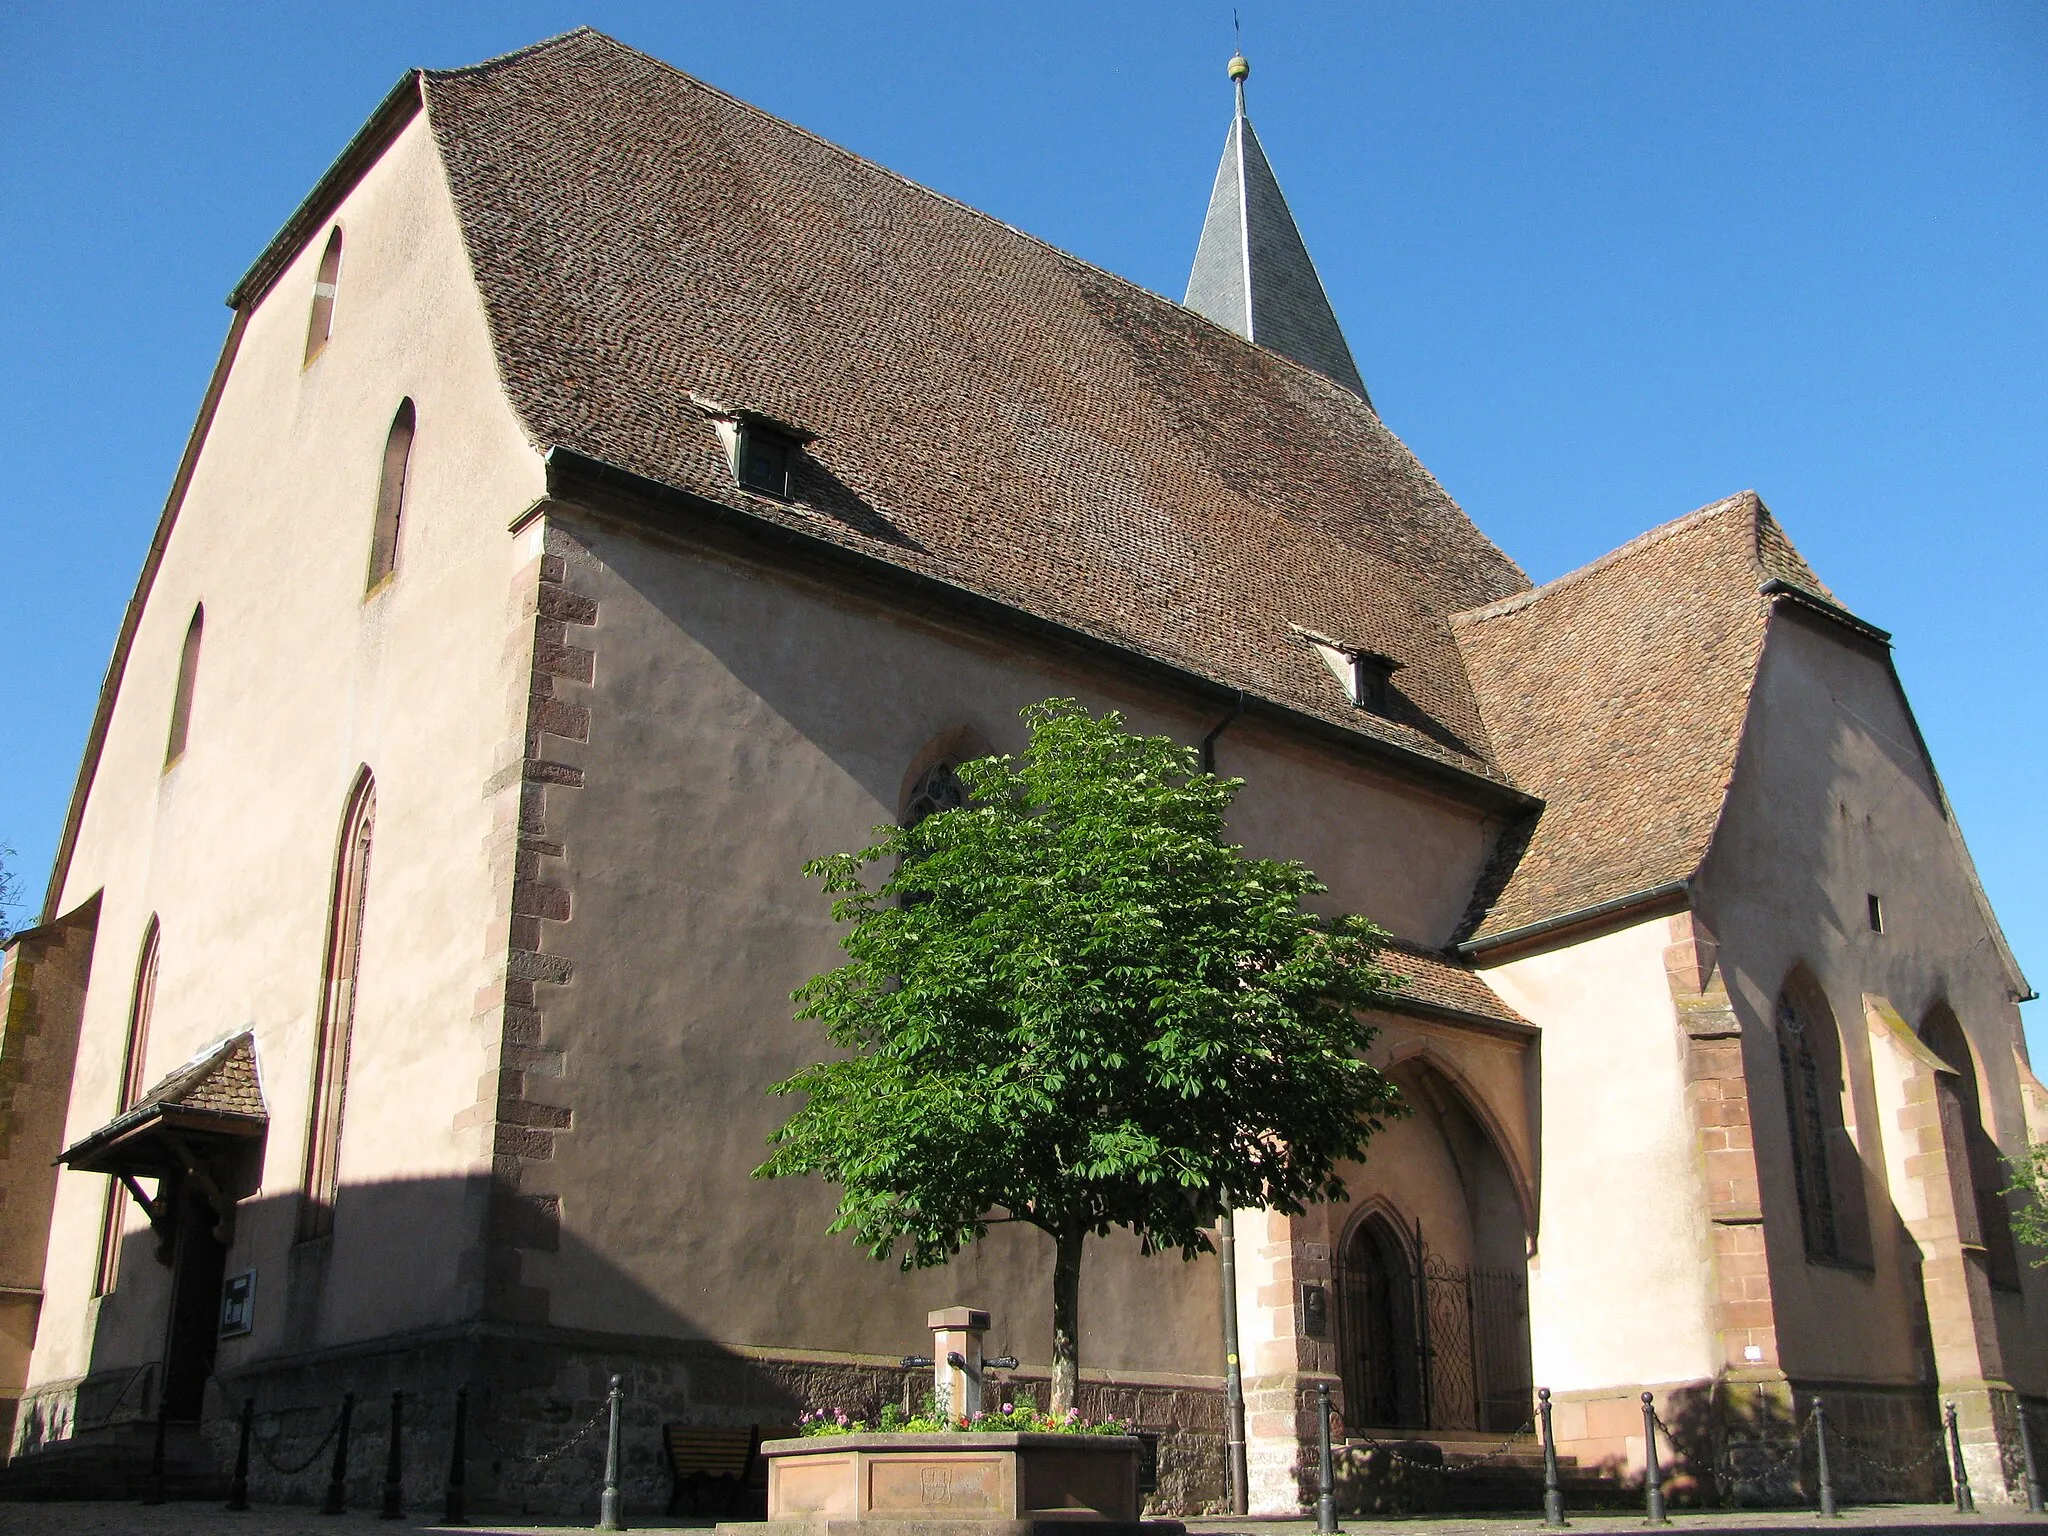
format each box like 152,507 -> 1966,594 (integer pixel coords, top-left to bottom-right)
59,1031 -> 266,1248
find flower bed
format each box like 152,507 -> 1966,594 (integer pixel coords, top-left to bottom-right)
800,1399 -> 1134,1438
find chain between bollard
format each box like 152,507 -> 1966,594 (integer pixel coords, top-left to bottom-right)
1338,1421 -> 1534,1474
248,1403 -> 347,1477
471,1399 -> 610,1468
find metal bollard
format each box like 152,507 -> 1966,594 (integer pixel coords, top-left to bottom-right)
1641,1392 -> 1667,1526
1539,1388 -> 1567,1528
380,1389 -> 405,1519
1946,1401 -> 1974,1514
1813,1396 -> 1838,1518
1315,1382 -> 1339,1534
444,1385 -> 469,1525
2020,1405 -> 2045,1517
227,1397 -> 254,1511
322,1391 -> 356,1516
144,1394 -> 169,1505
598,1373 -> 626,1532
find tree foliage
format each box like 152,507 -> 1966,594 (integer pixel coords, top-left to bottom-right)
2011,1140 -> 2048,1264
758,700 -> 1404,1411
0,844 -> 24,945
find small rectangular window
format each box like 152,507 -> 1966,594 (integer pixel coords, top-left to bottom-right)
1867,894 -> 1884,933
737,423 -> 795,500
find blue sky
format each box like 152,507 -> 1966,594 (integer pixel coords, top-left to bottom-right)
2,3 -> 2043,1055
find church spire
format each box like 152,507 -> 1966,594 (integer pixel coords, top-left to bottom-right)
1184,52 -> 1369,401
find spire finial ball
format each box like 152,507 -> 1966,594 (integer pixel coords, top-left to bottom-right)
1227,53 -> 1250,82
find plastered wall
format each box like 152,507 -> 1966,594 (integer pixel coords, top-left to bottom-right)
1697,605 -> 2044,1393
497,506 -> 1508,1382
1482,915 -> 1719,1394
25,111 -> 544,1399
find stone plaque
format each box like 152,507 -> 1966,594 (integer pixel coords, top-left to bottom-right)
776,1454 -> 856,1515
1301,1283 -> 1329,1339
869,1456 -> 1002,1514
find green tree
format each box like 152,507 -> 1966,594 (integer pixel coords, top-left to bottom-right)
2011,1141 -> 2048,1263
758,700 -> 1403,1414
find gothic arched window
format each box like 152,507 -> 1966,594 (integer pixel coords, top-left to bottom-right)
164,605 -> 203,767
93,918 -> 161,1295
902,761 -> 966,827
1778,989 -> 1839,1261
299,772 -> 375,1241
365,399 -> 414,592
305,226 -> 342,364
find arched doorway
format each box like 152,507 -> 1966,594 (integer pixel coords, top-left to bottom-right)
1333,1058 -> 1535,1434
1337,1212 -> 1424,1429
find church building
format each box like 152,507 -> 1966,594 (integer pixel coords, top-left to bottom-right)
2,29 -> 2042,1513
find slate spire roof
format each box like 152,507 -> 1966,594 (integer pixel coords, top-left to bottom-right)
1184,56 -> 1369,400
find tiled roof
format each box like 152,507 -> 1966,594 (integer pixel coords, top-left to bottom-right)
1376,940 -> 1528,1028
1452,492 -> 1820,945
420,30 -> 1528,780
128,1031 -> 266,1122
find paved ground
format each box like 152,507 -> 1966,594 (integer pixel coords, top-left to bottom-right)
0,1505 -> 2042,1535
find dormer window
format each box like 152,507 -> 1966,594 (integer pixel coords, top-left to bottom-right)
1294,626 -> 1403,716
695,396 -> 815,503
738,420 -> 798,499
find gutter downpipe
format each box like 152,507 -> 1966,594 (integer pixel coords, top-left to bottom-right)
1200,692 -> 1249,1517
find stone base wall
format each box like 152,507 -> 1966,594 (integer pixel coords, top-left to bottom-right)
1546,1377 -> 1944,1509
25,1329 -> 1225,1518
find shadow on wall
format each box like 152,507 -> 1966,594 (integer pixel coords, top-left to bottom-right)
24,1174 -> 1224,1517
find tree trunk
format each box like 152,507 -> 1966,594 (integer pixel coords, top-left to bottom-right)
1050,1228 -> 1084,1418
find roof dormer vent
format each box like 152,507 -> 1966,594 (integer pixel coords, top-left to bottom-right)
1293,626 -> 1403,715
693,395 -> 816,503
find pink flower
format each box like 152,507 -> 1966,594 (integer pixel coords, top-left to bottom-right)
1001,1403 -> 1013,1414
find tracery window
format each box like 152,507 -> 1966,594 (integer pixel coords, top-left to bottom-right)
1778,990 -> 1839,1261
902,761 -> 966,827
93,918 -> 160,1295
298,772 -> 375,1241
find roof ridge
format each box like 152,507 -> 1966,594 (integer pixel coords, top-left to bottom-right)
421,24 -> 601,80
448,27 -> 1393,422
1451,490 -> 1761,627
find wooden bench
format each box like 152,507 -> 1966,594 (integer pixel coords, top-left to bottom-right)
663,1424 -> 800,1517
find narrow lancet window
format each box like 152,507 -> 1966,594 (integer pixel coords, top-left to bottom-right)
1777,991 -> 1837,1260
304,227 -> 343,364
365,399 -> 414,591
164,606 -> 203,766
298,772 -> 375,1241
93,919 -> 160,1295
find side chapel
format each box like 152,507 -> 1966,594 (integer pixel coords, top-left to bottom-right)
1,29 -> 2043,1513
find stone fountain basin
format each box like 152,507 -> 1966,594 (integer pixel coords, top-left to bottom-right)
733,1430 -> 1184,1536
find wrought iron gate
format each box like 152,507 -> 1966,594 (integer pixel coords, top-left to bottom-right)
1335,1223 -> 1532,1434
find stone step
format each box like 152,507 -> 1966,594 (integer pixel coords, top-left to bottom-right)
0,1422 -> 229,1502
